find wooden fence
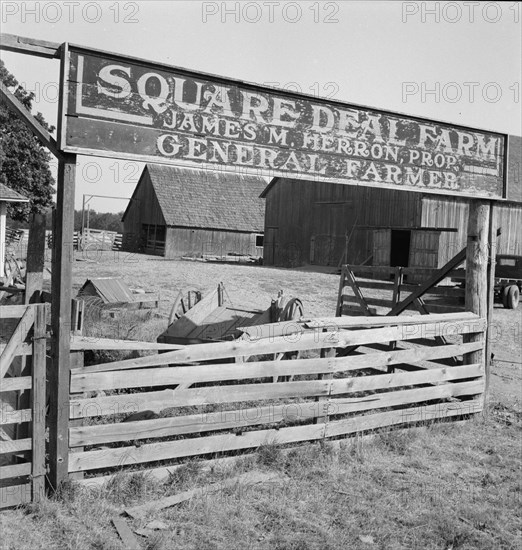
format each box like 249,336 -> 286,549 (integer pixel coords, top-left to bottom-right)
68,311 -> 485,486
73,229 -> 122,251
338,265 -> 466,317
0,304 -> 46,509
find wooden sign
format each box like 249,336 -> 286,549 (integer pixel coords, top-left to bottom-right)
61,45 -> 506,198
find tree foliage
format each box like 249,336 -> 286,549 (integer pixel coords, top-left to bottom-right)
0,59 -> 55,221
73,210 -> 124,233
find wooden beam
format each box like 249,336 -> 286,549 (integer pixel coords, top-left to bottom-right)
0,33 -> 61,58
48,153 -> 76,490
111,517 -> 141,550
0,82 -> 65,161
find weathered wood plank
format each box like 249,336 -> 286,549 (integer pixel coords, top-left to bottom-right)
111,517 -> 141,550
464,201 -> 489,371
0,463 -> 32,480
0,83 -> 64,161
354,280 -> 465,298
0,438 -> 32,454
0,343 -> 33,357
74,318 -> 486,375
0,33 -> 61,58
326,398 -> 483,439
25,213 -> 46,304
69,336 -> 185,351
0,307 -> 35,380
344,264 -> 462,278
69,379 -> 483,448
125,471 -> 285,519
69,423 -> 326,472
70,341 -> 483,393
49,151 -> 77,489
31,304 -> 46,501
332,380 -> 483,416
0,409 -> 32,426
69,363 -> 483,419
0,304 -> 37,318
0,377 -> 32,392
240,311 -> 479,339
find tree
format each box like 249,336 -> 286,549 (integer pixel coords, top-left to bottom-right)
0,59 -> 55,221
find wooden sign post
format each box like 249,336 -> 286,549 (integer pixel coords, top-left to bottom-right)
48,154 -> 76,489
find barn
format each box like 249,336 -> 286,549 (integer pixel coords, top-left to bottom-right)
122,164 -> 267,259
261,135 -> 522,268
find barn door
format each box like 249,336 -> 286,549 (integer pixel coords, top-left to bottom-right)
409,230 -> 440,269
373,229 -> 391,265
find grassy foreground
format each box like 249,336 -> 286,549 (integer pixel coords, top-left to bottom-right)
1,406 -> 520,550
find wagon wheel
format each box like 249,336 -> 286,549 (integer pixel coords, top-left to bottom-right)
280,298 -> 304,323
169,289 -> 202,324
273,297 -> 304,382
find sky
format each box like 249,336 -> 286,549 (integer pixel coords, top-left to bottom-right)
1,0 -> 521,212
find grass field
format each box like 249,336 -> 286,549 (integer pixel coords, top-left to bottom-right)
1,252 -> 521,550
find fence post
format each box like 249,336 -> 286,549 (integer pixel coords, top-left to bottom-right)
463,200 -> 490,405
485,202 -> 497,406
31,304 -> 46,502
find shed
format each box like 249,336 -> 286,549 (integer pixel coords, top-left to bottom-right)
261,135 -> 522,268
0,183 -> 29,279
78,277 -> 136,304
78,277 -> 159,308
122,165 -> 267,259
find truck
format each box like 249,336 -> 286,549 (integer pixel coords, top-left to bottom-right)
494,255 -> 521,309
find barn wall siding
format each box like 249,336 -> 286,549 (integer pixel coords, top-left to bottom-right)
123,171 -> 166,251
264,179 -> 521,268
165,227 -> 261,259
264,179 -> 422,267
421,197 -> 522,257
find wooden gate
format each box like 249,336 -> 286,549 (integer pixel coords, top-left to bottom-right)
0,304 -> 46,509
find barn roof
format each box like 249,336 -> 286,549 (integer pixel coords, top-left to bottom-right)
124,165 -> 267,232
0,183 -> 29,203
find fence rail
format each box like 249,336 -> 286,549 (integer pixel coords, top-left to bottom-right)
0,304 -> 46,509
67,312 -> 485,483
